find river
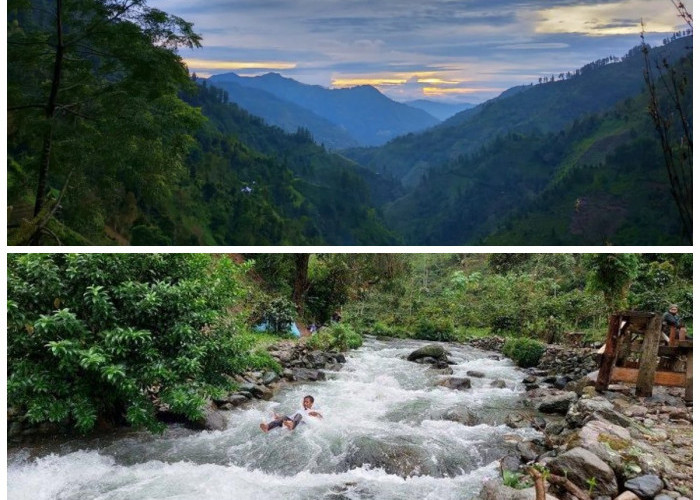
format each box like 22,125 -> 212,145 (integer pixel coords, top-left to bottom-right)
8,337 -> 541,500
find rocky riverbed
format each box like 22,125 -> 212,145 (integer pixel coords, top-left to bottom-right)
466,337 -> 693,500
7,335 -> 694,500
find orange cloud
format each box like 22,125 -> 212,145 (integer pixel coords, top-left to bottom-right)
184,59 -> 297,70
422,86 -> 501,96
332,77 -> 408,87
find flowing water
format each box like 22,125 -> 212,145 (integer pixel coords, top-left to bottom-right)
8,337 -> 540,500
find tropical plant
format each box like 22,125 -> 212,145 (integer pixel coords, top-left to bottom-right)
7,254 -> 248,433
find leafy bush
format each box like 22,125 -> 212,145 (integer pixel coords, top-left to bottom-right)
307,323 -> 363,351
7,254 -> 249,433
414,317 -> 456,342
502,470 -> 533,489
256,297 -> 296,334
372,320 -> 394,336
503,337 -> 545,368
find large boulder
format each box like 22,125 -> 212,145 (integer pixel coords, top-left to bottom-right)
572,419 -> 673,480
623,475 -> 664,499
566,396 -> 619,427
441,407 -> 480,426
191,402 -> 227,431
292,368 -> 326,382
407,344 -> 448,362
438,377 -> 472,390
537,392 -> 578,414
549,447 -> 618,497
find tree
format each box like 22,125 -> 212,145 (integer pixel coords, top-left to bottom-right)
292,254 -> 310,315
585,254 -> 639,312
641,3 -> 693,241
8,0 -> 203,244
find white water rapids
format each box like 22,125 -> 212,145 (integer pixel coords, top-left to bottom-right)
8,337 -> 541,500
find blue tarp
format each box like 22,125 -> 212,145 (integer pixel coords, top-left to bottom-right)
254,321 -> 301,337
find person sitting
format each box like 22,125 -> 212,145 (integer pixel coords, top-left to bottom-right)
259,395 -> 322,432
662,304 -> 688,343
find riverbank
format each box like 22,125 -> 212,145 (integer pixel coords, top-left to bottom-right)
466,336 -> 693,500
8,337 -> 347,444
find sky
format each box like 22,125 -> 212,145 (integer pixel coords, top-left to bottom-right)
151,0 -> 690,103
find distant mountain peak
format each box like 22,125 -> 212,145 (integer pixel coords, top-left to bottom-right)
208,72 -> 438,146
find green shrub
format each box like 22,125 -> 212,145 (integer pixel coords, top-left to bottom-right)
414,317 -> 456,342
256,297 -> 296,334
503,337 -> 545,368
7,254 -> 249,433
372,320 -> 394,336
307,331 -> 334,351
307,323 -> 363,351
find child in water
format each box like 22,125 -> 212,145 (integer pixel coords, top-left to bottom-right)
259,395 -> 323,432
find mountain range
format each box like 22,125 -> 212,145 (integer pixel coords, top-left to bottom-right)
404,99 -> 475,121
342,38 -> 691,189
207,72 -> 439,147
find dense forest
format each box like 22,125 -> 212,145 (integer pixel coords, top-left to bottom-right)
7,1 -> 397,245
8,253 -> 692,434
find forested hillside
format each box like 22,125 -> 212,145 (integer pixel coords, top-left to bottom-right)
7,1 -> 398,245
208,72 -> 439,146
381,59 -> 690,245
343,38 -> 691,188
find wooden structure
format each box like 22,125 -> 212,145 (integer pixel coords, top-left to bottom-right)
596,311 -> 692,402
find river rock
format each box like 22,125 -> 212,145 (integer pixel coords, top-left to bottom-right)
441,408 -> 480,426
516,440 -> 544,461
566,396 -> 617,427
565,375 -> 595,395
574,419 -> 673,480
415,356 -> 438,364
407,345 -> 448,362
467,370 -> 485,378
615,493 -> 641,500
261,371 -> 279,385
227,394 -> 249,407
624,475 -> 664,499
537,392 -> 577,414
505,412 -> 530,429
477,478 -> 559,500
438,377 -> 472,390
292,368 -> 326,382
548,447 -> 618,497
343,436 -> 432,478
193,402 -> 227,431
500,454 -> 521,473
491,379 -> 507,388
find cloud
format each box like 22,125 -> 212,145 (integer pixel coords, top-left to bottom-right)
535,1 -> 682,36
150,0 -> 685,102
184,59 -> 297,71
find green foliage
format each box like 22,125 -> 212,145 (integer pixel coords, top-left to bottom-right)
257,297 -> 296,334
503,337 -> 546,368
7,254 -> 250,433
413,317 -> 456,342
307,324 -> 363,352
586,476 -> 597,495
502,470 -> 533,489
7,0 -> 204,245
585,254 -> 639,311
